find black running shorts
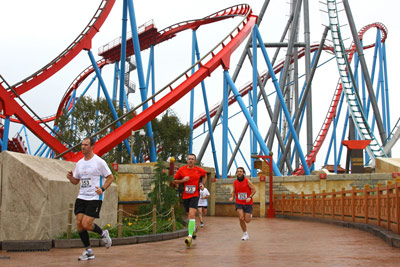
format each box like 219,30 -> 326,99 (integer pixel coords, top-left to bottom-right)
74,198 -> 103,218
183,196 -> 200,213
235,203 -> 253,214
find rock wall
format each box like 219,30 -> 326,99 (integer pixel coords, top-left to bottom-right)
0,151 -> 118,241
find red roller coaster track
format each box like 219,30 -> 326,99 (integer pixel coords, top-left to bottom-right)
0,2 -> 256,161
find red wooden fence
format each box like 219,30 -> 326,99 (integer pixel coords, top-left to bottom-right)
274,179 -> 400,234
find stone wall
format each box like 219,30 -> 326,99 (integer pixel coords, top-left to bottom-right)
116,163 -> 395,217
0,151 -> 118,241
117,162 -> 216,202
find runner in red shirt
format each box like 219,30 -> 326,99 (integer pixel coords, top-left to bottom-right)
173,154 -> 207,247
229,167 -> 256,241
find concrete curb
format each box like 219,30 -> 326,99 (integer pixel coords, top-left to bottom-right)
276,214 -> 400,248
2,240 -> 53,251
1,229 -> 188,251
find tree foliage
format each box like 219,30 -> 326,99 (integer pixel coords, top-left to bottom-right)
151,110 -> 190,163
147,160 -> 179,213
56,96 -> 190,163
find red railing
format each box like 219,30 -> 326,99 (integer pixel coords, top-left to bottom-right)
274,179 -> 400,234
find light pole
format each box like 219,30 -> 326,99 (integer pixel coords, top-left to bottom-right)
130,129 -> 145,164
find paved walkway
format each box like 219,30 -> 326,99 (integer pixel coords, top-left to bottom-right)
1,216 -> 400,266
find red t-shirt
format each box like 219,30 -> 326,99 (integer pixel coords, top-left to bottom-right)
234,178 -> 253,205
174,165 -> 207,199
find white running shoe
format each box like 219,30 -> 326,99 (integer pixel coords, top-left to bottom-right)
78,250 -> 95,261
241,232 -> 249,241
102,230 -> 112,248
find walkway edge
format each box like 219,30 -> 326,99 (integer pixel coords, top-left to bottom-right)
276,214 -> 400,248
0,229 -> 188,251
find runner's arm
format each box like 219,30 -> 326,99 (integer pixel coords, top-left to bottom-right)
229,186 -> 236,202
172,176 -> 190,184
248,180 -> 257,198
95,174 -> 114,195
66,170 -> 79,185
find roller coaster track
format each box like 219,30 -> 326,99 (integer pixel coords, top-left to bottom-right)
0,0 -> 115,159
68,4 -> 256,161
56,5 -> 252,124
191,15 -> 390,176
192,43 -> 328,129
0,2 -> 254,161
325,0 -> 386,159
10,0 -> 115,97
293,21 -> 389,175
3,5 -> 253,125
384,117 -> 400,154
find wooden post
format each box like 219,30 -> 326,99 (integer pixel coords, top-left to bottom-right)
341,188 -> 345,221
281,193 -> 285,215
152,204 -> 157,234
67,203 -> 73,239
364,184 -> 369,224
290,192 -> 294,215
386,181 -> 392,230
171,205 -> 176,232
351,186 -> 356,222
118,204 -> 123,238
259,177 -> 266,218
210,178 -> 216,216
396,179 -> 400,234
377,183 -> 381,227
321,190 -> 326,218
331,189 -> 335,219
300,192 -> 304,215
312,191 -> 315,217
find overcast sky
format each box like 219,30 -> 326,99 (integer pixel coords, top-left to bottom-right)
0,0 -> 399,172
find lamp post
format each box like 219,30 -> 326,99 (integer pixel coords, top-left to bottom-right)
130,129 -> 145,164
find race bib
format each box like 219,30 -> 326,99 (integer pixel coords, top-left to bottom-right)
81,178 -> 92,189
238,192 -> 247,200
185,185 -> 196,194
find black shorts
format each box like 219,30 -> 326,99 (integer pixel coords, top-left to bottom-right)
183,196 -> 200,213
235,203 -> 253,214
74,198 -> 103,218
198,205 -> 208,208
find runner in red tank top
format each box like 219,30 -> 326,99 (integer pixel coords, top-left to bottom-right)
229,167 -> 256,240
173,153 -> 207,247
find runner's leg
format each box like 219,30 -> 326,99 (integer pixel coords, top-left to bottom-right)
236,208 -> 246,232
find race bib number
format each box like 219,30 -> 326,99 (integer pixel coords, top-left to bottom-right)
185,185 -> 196,194
81,178 -> 92,189
238,192 -> 247,200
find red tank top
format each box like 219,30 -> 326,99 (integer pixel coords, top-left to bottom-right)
234,178 -> 253,205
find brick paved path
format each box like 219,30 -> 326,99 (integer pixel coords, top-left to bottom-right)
1,216 -> 400,266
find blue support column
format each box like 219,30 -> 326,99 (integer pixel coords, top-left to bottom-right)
113,62 -> 120,102
151,46 -> 156,98
94,69 -> 102,138
191,31 -> 220,177
127,0 -> 156,161
333,116 -> 337,174
251,27 -> 258,178
222,73 -> 229,178
1,116 -> 10,151
382,43 -> 390,137
145,46 -> 155,99
70,90 -> 76,131
119,0 -> 128,112
224,70 -> 281,176
376,30 -> 387,133
87,50 -> 132,156
189,30 -> 196,154
254,25 -> 310,175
